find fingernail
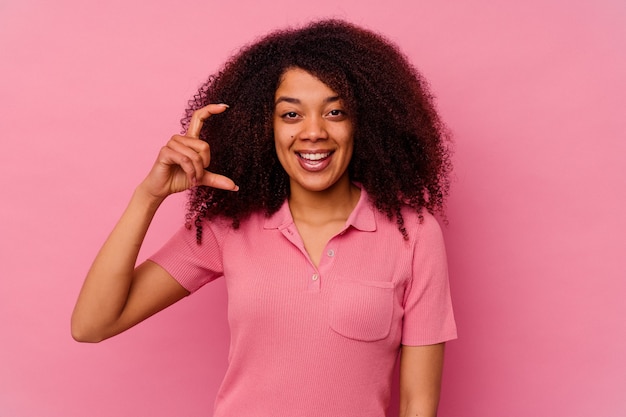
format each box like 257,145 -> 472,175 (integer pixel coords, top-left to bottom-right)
232,185 -> 239,192
218,103 -> 230,108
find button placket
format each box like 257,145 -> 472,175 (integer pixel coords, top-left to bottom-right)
307,269 -> 321,291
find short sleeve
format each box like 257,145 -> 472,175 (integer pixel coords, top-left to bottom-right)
148,221 -> 226,293
402,213 -> 457,345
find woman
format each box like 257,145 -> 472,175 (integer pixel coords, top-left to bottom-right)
72,19 -> 456,417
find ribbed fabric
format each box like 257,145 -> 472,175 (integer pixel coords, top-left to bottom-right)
149,187 -> 456,417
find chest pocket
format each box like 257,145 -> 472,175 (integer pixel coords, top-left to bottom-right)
328,280 -> 395,342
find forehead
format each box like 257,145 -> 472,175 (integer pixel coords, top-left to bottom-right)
275,68 -> 339,99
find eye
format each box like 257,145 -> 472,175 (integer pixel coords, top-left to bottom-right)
281,111 -> 300,120
326,109 -> 348,120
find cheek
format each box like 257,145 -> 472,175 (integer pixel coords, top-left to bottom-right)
273,137 -> 291,169
332,123 -> 354,143
273,134 -> 291,152
273,122 -> 293,142
273,126 -> 297,150
341,132 -> 355,153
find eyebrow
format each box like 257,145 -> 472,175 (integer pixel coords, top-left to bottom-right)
274,95 -> 341,105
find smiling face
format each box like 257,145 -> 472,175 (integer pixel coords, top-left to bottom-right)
273,68 -> 354,197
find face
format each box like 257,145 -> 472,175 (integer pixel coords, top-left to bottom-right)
273,68 -> 354,195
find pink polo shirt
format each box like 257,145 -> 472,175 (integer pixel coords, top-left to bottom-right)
149,187 -> 456,417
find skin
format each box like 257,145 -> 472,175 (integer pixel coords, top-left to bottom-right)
273,68 -> 355,197
400,344 -> 446,417
71,104 -> 236,342
273,68 -> 360,267
71,69 -> 445,416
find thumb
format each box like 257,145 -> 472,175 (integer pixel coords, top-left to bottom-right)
199,171 -> 239,191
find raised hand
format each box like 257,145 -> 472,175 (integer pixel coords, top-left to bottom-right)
72,105 -> 241,342
139,103 -> 239,200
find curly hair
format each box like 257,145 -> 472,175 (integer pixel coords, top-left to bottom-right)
183,19 -> 452,242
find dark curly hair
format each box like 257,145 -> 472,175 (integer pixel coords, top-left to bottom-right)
183,19 -> 452,242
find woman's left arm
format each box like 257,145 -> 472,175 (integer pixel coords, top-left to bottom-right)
399,343 -> 446,417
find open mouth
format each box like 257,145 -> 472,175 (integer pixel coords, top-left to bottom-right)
297,151 -> 332,165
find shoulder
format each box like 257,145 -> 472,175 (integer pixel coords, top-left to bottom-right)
415,209 -> 443,236
359,188 -> 443,239
399,208 -> 445,248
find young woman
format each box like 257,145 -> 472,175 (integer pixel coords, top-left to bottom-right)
72,19 -> 456,417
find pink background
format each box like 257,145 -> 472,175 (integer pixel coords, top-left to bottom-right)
1,0 -> 624,416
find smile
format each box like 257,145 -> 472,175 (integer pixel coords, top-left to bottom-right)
296,151 -> 333,171
297,152 -> 332,163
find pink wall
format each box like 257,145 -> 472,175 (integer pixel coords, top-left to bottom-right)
1,1 -> 624,416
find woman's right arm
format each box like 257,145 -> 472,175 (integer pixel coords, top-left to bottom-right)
71,104 -> 236,342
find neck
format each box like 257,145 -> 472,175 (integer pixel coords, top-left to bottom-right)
288,177 -> 361,224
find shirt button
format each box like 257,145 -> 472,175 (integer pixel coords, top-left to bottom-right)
312,273 -> 319,281
327,249 -> 335,257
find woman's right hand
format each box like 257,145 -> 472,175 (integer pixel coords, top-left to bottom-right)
138,103 -> 239,201
72,104 -> 240,343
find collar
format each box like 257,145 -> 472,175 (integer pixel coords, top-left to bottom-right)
263,184 -> 377,233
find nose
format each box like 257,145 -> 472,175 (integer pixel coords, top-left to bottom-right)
301,115 -> 328,142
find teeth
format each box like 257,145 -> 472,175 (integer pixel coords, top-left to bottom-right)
299,152 -> 330,161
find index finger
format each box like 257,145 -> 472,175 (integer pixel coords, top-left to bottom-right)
186,103 -> 229,138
